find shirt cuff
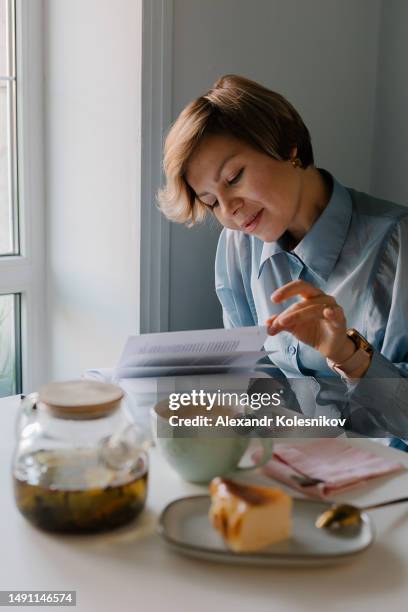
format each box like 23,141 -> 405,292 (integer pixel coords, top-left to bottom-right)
343,349 -> 408,437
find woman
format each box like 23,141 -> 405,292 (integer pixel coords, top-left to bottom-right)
158,74 -> 408,446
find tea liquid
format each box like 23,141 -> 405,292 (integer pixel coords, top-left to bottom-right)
14,449 -> 148,533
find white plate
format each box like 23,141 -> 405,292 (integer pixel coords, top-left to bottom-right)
158,495 -> 374,566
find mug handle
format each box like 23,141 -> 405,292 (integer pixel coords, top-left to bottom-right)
236,437 -> 273,472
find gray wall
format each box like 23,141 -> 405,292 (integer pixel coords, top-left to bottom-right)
169,0 -> 382,331
371,0 -> 408,204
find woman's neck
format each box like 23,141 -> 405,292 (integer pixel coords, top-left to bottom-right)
286,167 -> 332,248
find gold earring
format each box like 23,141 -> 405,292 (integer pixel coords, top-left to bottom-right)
291,157 -> 302,168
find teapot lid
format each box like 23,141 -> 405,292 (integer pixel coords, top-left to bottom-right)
38,380 -> 124,419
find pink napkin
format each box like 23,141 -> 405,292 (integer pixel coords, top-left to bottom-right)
253,439 -> 405,498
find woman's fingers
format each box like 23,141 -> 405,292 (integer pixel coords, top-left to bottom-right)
265,314 -> 278,327
279,303 -> 327,327
270,295 -> 337,320
268,303 -> 345,332
271,279 -> 325,303
267,296 -> 338,325
323,304 -> 346,328
266,280 -> 346,340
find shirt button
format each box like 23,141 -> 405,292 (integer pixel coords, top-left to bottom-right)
288,345 -> 297,355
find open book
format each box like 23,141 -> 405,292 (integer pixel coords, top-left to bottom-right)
114,325 -> 274,379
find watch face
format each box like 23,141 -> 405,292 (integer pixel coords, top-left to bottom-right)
347,329 -> 373,354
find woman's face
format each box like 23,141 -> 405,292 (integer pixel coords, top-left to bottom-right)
185,133 -> 305,243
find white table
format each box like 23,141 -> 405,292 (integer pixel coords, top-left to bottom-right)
1,395 -> 408,612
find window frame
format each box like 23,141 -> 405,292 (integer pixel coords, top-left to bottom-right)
0,0 -> 19,256
139,0 -> 173,333
0,0 -> 46,393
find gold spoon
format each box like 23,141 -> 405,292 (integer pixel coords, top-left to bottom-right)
315,496 -> 408,529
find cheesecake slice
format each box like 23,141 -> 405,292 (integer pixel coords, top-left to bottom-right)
209,477 -> 292,552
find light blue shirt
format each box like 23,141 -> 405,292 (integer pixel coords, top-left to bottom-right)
215,171 -> 408,439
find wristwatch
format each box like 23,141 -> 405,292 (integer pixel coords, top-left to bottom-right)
346,328 -> 373,356
327,328 -> 373,378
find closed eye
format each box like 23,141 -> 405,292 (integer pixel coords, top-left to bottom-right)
227,168 -> 244,185
196,167 -> 243,210
207,200 -> 219,209
198,197 -> 219,210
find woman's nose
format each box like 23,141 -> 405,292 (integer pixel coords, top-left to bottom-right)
218,193 -> 243,216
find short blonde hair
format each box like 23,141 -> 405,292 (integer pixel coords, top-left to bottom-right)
157,74 -> 313,225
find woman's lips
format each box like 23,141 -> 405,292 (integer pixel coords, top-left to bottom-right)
242,209 -> 263,232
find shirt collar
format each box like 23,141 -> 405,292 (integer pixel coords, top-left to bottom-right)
258,172 -> 352,281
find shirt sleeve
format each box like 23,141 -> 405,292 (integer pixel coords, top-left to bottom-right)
215,229 -> 257,328
345,216 -> 408,437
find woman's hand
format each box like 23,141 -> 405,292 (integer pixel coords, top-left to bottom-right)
266,279 -> 355,364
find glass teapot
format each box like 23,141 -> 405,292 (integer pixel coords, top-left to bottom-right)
12,380 -> 148,534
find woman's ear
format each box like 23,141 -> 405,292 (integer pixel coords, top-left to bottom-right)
290,145 -> 298,160
290,146 -> 303,169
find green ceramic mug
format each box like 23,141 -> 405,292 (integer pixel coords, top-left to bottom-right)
152,399 -> 273,483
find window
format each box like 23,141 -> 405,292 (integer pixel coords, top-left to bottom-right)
1,0 -> 18,256
0,0 -> 18,256
0,0 -> 20,396
0,0 -> 45,396
0,293 -> 20,395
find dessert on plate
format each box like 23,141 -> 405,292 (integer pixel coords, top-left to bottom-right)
209,477 -> 292,552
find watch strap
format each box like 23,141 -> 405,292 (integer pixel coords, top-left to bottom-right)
327,328 -> 373,378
